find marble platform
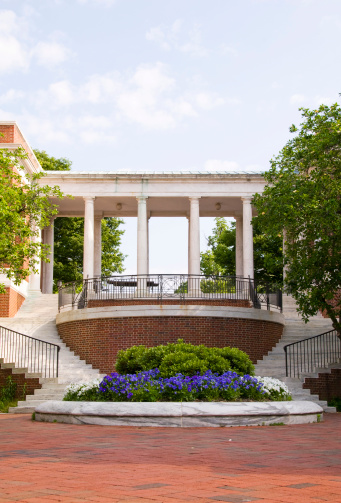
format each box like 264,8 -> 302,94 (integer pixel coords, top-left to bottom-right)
34,400 -> 323,427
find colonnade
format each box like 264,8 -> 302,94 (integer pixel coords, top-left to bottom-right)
38,195 -> 254,294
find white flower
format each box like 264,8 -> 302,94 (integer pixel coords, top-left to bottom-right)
64,378 -> 102,398
255,376 -> 290,396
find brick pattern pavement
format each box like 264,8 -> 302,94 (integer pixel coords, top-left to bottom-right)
0,413 -> 340,502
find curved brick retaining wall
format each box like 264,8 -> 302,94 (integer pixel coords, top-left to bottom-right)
56,304 -> 284,374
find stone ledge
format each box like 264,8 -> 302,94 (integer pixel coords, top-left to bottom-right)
56,305 -> 285,325
35,400 -> 323,427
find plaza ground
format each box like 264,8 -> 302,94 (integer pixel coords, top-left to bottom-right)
0,413 -> 340,502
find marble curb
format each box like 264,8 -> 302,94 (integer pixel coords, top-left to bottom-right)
34,401 -> 323,428
56,305 -> 285,325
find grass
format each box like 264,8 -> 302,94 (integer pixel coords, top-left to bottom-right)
0,399 -> 18,413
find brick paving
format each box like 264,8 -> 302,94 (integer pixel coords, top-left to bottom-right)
0,413 -> 340,502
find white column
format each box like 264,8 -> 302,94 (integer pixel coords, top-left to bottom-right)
147,216 -> 150,275
188,197 -> 201,295
241,197 -> 254,279
83,197 -> 95,280
187,216 -> 191,275
43,217 -> 55,293
94,216 -> 102,277
235,215 -> 243,277
29,227 -> 42,292
137,196 -> 149,275
189,197 -> 201,275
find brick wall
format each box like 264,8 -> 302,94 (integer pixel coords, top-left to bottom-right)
0,288 -> 25,317
303,368 -> 341,401
0,124 -> 15,143
87,299 -> 252,308
0,123 -> 37,168
0,365 -> 42,399
57,316 -> 283,374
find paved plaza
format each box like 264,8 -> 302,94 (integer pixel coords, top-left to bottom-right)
0,413 -> 340,502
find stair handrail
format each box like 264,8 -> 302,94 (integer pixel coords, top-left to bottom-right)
284,329 -> 341,378
0,325 -> 60,379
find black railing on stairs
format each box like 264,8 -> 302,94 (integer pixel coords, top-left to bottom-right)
57,274 -> 283,313
284,329 -> 341,378
0,325 -> 60,379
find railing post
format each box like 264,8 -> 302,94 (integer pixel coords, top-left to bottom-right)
56,346 -> 60,378
284,345 -> 288,377
57,280 -> 62,312
266,283 -> 270,311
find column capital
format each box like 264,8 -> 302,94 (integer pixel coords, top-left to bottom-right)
84,196 -> 95,202
47,215 -> 56,225
241,196 -> 253,204
136,196 -> 148,202
189,196 -> 201,202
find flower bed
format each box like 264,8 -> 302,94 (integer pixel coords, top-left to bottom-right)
63,369 -> 291,403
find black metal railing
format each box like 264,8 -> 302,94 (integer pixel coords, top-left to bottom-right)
0,325 -> 60,378
58,274 -> 282,313
284,329 -> 341,378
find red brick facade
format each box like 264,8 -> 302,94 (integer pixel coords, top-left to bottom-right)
0,123 -> 38,168
0,365 -> 42,399
57,316 -> 283,374
0,288 -> 25,317
303,368 -> 341,401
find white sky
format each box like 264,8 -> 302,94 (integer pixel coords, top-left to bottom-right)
1,0 -> 340,274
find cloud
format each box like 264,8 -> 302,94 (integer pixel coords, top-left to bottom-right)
221,44 -> 238,57
205,160 -> 240,172
0,9 -> 72,74
30,63 -> 226,131
146,20 -> 208,57
313,95 -> 334,107
290,94 -> 306,105
77,0 -> 117,6
31,41 -> 72,69
0,89 -> 25,104
290,94 -> 335,107
4,63 -> 227,146
0,10 -> 28,73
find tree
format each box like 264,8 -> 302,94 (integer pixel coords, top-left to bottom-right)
252,103 -> 341,335
200,218 -> 283,286
34,149 -> 126,288
0,145 -> 63,293
34,150 -> 72,171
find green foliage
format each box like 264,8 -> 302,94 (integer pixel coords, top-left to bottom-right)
0,142 -> 64,292
0,376 -> 18,412
115,339 -> 254,377
53,216 -> 125,289
34,149 -> 126,288
34,149 -> 72,171
253,103 -> 341,334
328,397 -> 341,412
200,218 -> 283,286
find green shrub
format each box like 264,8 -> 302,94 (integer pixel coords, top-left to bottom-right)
115,339 -> 254,377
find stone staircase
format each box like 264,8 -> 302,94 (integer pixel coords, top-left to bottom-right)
2,292 -> 339,413
254,294 -> 337,412
0,292 -> 104,413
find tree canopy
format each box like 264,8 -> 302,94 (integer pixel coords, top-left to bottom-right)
253,103 -> 341,333
0,144 -> 63,293
34,149 -> 126,289
34,150 -> 72,171
200,217 -> 283,286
